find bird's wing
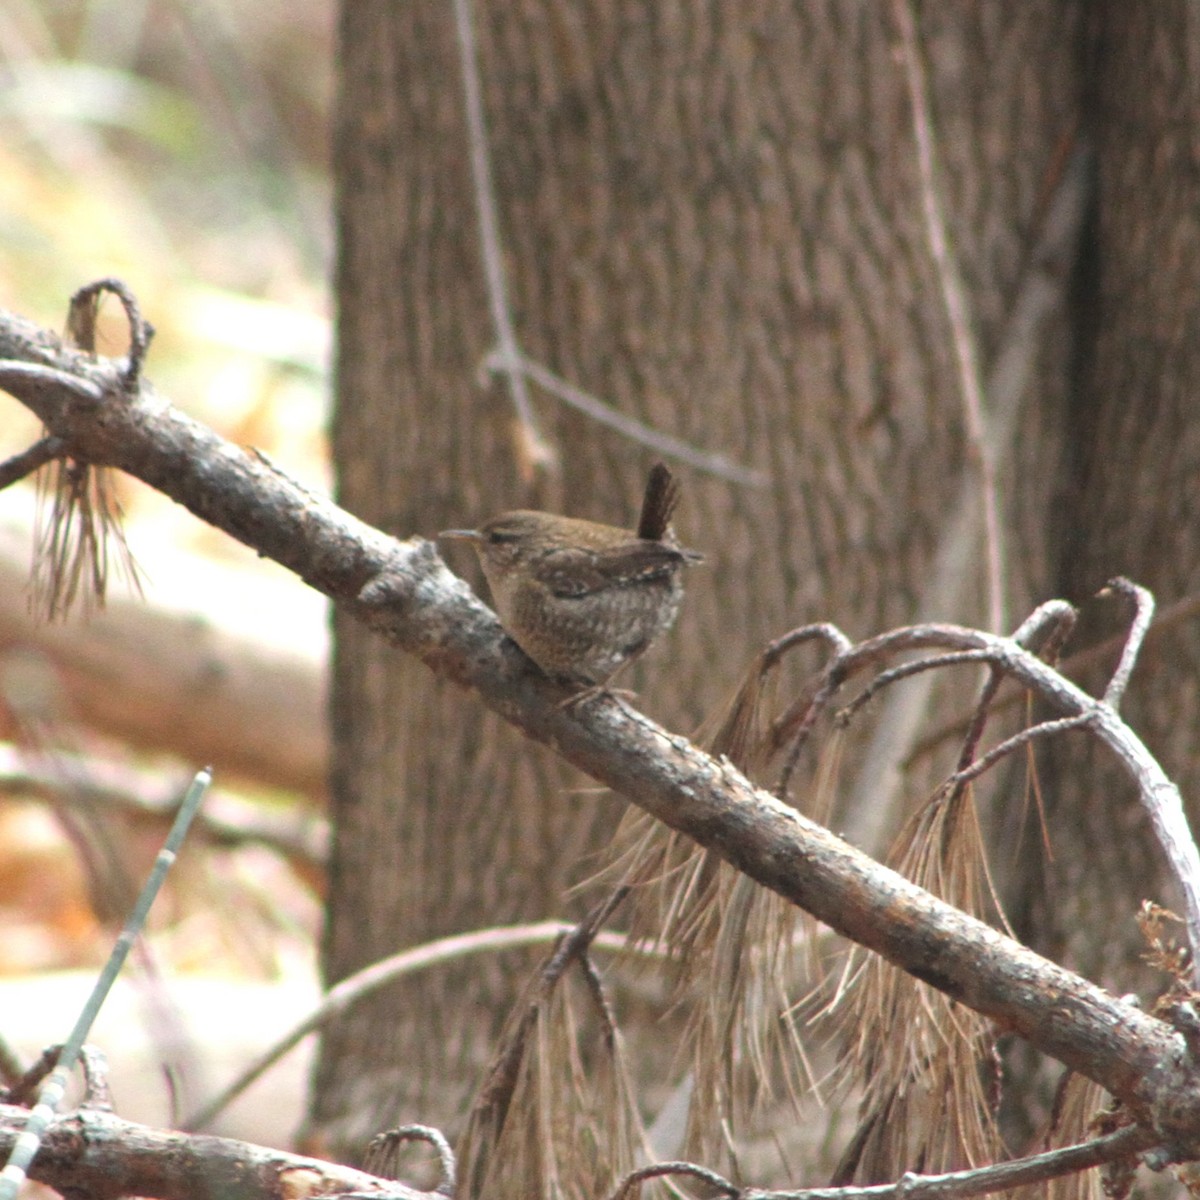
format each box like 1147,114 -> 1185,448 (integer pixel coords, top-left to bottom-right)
534,539 -> 692,598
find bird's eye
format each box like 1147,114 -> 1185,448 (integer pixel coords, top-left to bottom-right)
487,529 -> 519,544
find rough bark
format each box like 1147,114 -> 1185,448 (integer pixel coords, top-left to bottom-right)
322,0 -> 1083,1154
1011,3 -> 1200,984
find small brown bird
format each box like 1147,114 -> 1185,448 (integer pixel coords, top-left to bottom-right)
441,463 -> 702,697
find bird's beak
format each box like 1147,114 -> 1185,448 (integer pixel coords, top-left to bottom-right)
438,529 -> 483,543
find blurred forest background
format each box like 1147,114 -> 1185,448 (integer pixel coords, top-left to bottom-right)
0,0 -> 333,1146
3,2 -> 1200,1196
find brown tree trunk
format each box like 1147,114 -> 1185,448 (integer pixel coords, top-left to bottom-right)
315,0 -> 1083,1160
1009,3 -> 1200,995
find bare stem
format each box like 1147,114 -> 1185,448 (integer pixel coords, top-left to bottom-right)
892,0 -> 1004,633
948,713 -> 1094,790
0,436 -> 63,490
745,1123 -> 1148,1199
486,350 -> 766,487
451,0 -> 552,476
1102,578 -> 1155,709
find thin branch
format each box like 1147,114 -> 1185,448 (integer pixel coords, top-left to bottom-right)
579,947 -> 619,1049
950,666 -> 1005,781
761,624 -> 855,796
763,623 -> 856,668
892,0 -> 1003,633
0,767 -> 210,1200
608,1159 -> 739,1200
1101,577 -> 1155,710
907,589 -> 1200,766
0,361 -> 104,403
486,350 -> 767,487
366,1124 -> 456,1196
745,1123 -> 1149,1199
451,0 -> 553,477
0,436 -> 63,490
836,650 -> 1002,728
947,713 -> 1094,791
0,1039 -> 23,1093
2,1047 -> 62,1107
183,919 -> 635,1131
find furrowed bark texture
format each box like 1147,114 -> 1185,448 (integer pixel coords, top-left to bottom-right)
326,2 -> 1082,1148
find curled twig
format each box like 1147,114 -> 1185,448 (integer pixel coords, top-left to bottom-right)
364,1124 -> 456,1196
67,278 -> 154,390
1010,599 -> 1077,659
76,1045 -> 114,1113
607,1159 -> 739,1200
836,651 -> 1002,730
1101,578 -> 1155,710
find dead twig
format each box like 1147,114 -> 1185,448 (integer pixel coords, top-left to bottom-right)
946,713 -> 1094,791
451,0 -> 553,478
0,436 -> 64,490
607,1159 -> 738,1200
365,1123 -> 456,1196
67,278 -> 154,389
1101,578 -> 1154,710
891,0 -> 1003,633
485,350 -> 767,488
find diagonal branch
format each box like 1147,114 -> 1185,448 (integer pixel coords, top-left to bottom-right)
0,435 -> 64,490
2,302 -> 1200,1158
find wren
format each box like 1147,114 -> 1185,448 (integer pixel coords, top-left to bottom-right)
440,463 -> 702,697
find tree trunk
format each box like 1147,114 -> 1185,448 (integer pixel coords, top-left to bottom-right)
316,0 -> 1085,1162
1010,1 -> 1200,998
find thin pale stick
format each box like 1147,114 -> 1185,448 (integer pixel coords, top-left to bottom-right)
489,351 -> 767,487
745,1123 -> 1147,1199
892,0 -> 1004,633
0,767 -> 211,1200
451,0 -> 551,474
183,919 -> 636,1131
